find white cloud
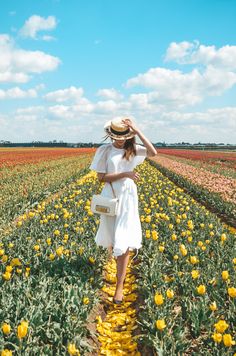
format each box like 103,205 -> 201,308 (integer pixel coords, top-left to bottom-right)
165,41 -> 197,63
41,35 -> 55,41
160,107 -> 236,127
1,40 -> 236,143
19,15 -> 57,40
126,60 -> 236,108
126,67 -> 204,108
129,93 -> 157,111
16,106 -> 44,115
3,105 -> 234,143
96,88 -> 123,101
44,86 -> 84,103
0,87 -> 37,100
48,101 -> 94,119
165,41 -> 236,70
95,100 -> 118,113
0,34 -> 60,83
0,71 -> 30,83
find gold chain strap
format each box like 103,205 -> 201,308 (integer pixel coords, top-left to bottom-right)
95,173 -> 116,198
94,145 -> 117,199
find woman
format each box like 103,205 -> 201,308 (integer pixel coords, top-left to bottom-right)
89,117 -> 156,304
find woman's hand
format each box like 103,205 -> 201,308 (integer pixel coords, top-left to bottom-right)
122,118 -> 140,135
124,171 -> 140,181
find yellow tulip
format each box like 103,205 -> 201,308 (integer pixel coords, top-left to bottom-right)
56,246 -> 64,256
2,272 -> 11,280
2,323 -> 11,334
10,258 -> 21,267
180,244 -> 187,256
166,289 -> 174,298
222,271 -> 229,280
171,234 -> 177,241
190,256 -> 198,264
67,343 -> 80,355
17,321 -> 28,339
83,297 -> 89,305
191,270 -> 200,279
214,320 -> 229,333
212,332 -> 222,343
78,247 -> 84,255
2,255 -> 8,262
209,301 -> 217,311
221,233 -> 227,242
197,285 -> 206,295
187,220 -> 194,230
223,334 -> 236,347
156,319 -> 166,331
1,349 -> 13,356
154,293 -> 164,305
228,287 -> 236,298
145,215 -> 151,223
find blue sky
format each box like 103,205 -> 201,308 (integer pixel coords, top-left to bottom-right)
0,0 -> 236,143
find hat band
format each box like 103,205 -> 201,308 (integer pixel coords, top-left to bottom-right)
110,127 -> 130,136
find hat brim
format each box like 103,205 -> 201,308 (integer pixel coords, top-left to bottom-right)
104,126 -> 136,140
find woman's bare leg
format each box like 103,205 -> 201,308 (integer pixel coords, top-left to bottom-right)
107,245 -> 113,261
113,248 -> 130,300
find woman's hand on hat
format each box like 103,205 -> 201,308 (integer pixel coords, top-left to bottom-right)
122,118 -> 140,134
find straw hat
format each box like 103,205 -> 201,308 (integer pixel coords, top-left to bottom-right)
104,117 -> 136,140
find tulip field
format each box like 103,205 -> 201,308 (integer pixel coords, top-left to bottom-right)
153,149 -> 236,227
0,147 -> 235,355
0,148 -> 95,236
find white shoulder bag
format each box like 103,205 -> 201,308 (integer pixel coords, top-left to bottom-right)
91,181 -> 119,216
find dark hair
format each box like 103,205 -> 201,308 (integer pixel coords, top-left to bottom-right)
122,136 -> 136,161
101,134 -> 136,161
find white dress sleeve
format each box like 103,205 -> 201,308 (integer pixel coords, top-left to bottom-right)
89,144 -> 110,173
133,144 -> 147,166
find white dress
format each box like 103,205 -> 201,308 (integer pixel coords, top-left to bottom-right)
89,142 -> 147,257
